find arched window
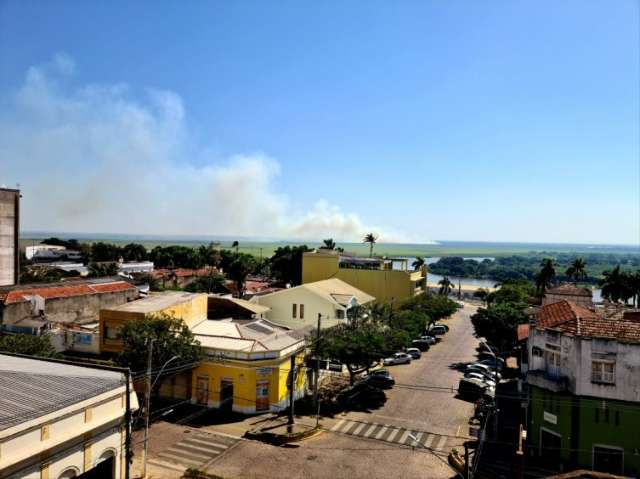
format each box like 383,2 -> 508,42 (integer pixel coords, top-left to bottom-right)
57,467 -> 79,479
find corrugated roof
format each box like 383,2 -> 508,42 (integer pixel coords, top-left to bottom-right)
102,291 -> 204,313
0,355 -> 124,431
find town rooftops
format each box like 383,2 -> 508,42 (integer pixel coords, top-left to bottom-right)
191,318 -> 304,354
0,354 -> 124,432
545,284 -> 592,297
101,291 -> 204,313
257,278 -> 375,307
535,300 -> 640,344
0,279 -> 136,304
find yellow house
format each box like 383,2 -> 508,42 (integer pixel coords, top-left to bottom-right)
189,318 -> 306,414
251,278 -> 375,329
99,292 -> 207,353
302,250 -> 427,303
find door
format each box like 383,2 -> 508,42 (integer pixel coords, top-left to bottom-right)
196,375 -> 209,405
256,381 -> 270,412
593,446 -> 623,474
540,428 -> 562,469
220,379 -> 233,410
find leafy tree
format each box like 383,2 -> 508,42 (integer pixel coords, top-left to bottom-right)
20,266 -> 72,283
0,334 -> 58,357
412,256 -> 425,271
227,254 -> 257,297
471,303 -> 529,353
88,262 -> 119,277
117,313 -> 203,394
232,241 -> 239,254
535,258 -> 556,294
198,243 -> 221,267
184,270 -> 227,294
473,288 -> 490,305
269,245 -> 311,285
321,238 -> 336,250
486,282 -> 534,308
121,243 -> 148,262
91,242 -> 123,262
363,233 -> 377,258
599,266 -> 633,303
399,293 -> 457,327
627,271 -> 640,308
438,276 -> 454,295
565,257 -> 587,283
39,237 -> 80,250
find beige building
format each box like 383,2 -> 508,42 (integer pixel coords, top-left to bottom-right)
0,188 -> 20,287
250,278 -> 375,329
543,284 -> 593,308
0,354 -> 138,479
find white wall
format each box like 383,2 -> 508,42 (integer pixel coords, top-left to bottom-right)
253,287 -> 343,325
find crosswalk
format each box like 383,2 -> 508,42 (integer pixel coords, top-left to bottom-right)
329,418 -> 451,451
149,432 -> 239,471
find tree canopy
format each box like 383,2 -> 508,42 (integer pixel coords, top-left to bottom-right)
269,245 -> 311,285
0,334 -> 58,357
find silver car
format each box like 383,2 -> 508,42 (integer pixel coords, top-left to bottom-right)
383,352 -> 412,366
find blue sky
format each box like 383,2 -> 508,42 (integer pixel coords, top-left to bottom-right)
0,0 -> 638,244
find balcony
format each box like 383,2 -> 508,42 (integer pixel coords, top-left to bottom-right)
526,369 -> 569,392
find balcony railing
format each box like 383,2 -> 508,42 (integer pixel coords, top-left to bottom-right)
526,369 -> 569,392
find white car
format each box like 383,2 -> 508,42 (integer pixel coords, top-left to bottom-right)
464,372 -> 496,388
383,352 -> 412,366
466,363 -> 501,381
419,335 -> 437,345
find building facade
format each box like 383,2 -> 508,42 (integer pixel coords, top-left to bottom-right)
0,188 -> 20,287
526,301 -> 640,476
543,284 -> 594,308
0,354 -> 138,479
301,250 -> 426,303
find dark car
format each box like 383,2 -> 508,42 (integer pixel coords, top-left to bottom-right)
359,371 -> 395,389
458,378 -> 490,400
406,347 -> 422,359
338,383 -> 387,410
411,339 -> 431,351
477,355 -> 504,370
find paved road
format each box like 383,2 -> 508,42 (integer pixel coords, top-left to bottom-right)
206,303 -> 481,479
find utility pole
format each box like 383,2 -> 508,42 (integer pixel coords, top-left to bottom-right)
141,338 -> 154,479
313,313 -> 322,426
287,354 -> 296,433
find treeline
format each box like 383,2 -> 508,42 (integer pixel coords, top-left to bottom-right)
429,252 -> 640,284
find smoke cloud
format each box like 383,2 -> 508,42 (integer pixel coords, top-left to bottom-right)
0,54 -> 408,243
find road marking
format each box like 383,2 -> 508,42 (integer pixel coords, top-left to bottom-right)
351,422 -> 368,436
344,421 -> 362,434
375,426 -> 389,439
435,435 -> 448,450
362,424 -> 377,438
179,441 -> 227,454
157,452 -> 203,467
166,446 -> 210,460
397,430 -> 412,444
331,419 -> 346,432
423,434 -> 435,448
386,428 -> 401,443
412,431 -> 424,445
184,437 -> 229,450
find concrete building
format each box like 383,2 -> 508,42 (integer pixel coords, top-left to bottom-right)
0,188 -> 20,286
25,245 -> 66,260
526,301 -> 640,475
250,278 -> 375,330
543,284 -> 594,308
301,250 -> 427,303
0,279 -> 138,354
99,292 -> 207,353
0,354 -> 138,479
189,318 -> 306,414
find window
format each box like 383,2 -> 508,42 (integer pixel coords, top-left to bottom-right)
299,304 -> 305,319
292,304 -> 297,318
591,361 -> 615,384
104,323 -> 120,340
615,411 -> 620,426
336,309 -> 345,319
595,408 -> 599,423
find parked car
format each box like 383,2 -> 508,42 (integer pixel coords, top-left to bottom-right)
433,323 -> 450,332
419,335 -> 437,345
458,378 -> 491,400
478,341 -> 499,354
411,339 -> 431,351
383,352 -> 412,366
406,347 -> 422,359
338,383 -> 387,410
464,372 -> 496,388
466,363 -> 501,381
359,373 -> 395,389
476,357 -> 504,371
455,302 -> 464,309
428,325 -> 447,336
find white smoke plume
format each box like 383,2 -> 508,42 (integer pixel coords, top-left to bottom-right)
0,54 -> 409,243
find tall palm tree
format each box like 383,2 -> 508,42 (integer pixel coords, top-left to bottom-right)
628,271 -> 640,308
363,233 -> 377,258
599,266 -> 633,304
232,240 -> 239,254
322,238 -> 336,250
565,257 -> 587,283
535,258 -> 556,294
438,276 -> 454,296
411,256 -> 425,271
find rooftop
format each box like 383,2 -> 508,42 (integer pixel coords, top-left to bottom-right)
0,279 -> 136,304
0,355 -> 124,432
257,278 -> 375,308
535,300 -> 640,344
545,284 -> 592,297
102,291 -> 204,313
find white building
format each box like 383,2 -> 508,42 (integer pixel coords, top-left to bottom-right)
0,354 -> 138,479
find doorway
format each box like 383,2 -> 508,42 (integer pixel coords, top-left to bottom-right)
220,379 -> 233,410
256,381 -> 270,412
593,445 -> 623,475
196,375 -> 209,405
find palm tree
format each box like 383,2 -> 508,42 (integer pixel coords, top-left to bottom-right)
363,233 -> 377,258
599,266 -> 633,304
321,238 -> 336,250
565,257 -> 587,283
412,256 -> 425,271
438,276 -> 454,296
628,271 -> 640,308
231,240 -> 239,254
535,258 -> 556,294
227,256 -> 255,298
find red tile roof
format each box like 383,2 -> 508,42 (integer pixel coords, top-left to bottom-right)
4,281 -> 136,304
517,324 -> 530,342
536,300 -> 640,344
545,284 -> 592,297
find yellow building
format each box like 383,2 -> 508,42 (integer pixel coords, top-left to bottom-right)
189,318 -> 306,414
302,250 -> 427,303
99,292 -> 207,353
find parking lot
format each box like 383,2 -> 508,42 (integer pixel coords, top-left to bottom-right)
204,302 -> 482,479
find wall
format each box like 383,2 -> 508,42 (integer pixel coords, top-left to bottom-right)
0,189 -> 19,287
543,293 -> 593,308
528,385 -> 573,463
254,287 -> 341,324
